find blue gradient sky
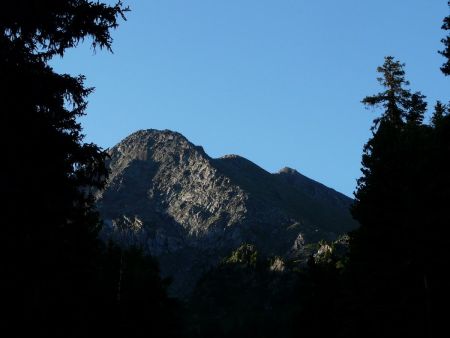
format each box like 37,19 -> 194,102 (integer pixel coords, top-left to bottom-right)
50,0 -> 449,197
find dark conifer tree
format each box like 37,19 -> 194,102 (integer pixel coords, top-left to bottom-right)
431,101 -> 448,127
361,56 -> 411,128
95,244 -> 182,338
314,5 -> 450,336
348,57 -> 434,337
406,92 -> 427,125
352,57 -> 411,238
1,2 -> 180,337
439,1 -> 450,75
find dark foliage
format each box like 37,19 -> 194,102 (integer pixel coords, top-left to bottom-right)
431,100 -> 448,127
361,56 -> 411,128
346,56 -> 450,338
186,244 -> 299,338
93,244 -> 182,338
439,1 -> 450,75
1,2 -> 179,337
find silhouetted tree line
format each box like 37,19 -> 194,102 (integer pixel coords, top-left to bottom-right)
1,1 -> 449,337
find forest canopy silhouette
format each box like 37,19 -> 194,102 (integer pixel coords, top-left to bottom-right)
1,1 -> 449,338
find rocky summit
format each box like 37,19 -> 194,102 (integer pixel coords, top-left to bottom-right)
96,129 -> 358,296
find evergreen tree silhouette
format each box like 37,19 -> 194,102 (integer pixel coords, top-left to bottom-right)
346,52 -> 450,337
95,244 -> 182,338
347,57 -> 432,337
439,1 -> 450,75
361,56 -> 411,128
406,92 -> 427,125
431,101 -> 448,127
1,2 -> 180,337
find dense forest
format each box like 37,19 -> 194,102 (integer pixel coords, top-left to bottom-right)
1,1 -> 449,337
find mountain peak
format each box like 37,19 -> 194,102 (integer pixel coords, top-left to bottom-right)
97,129 -> 357,296
278,166 -> 300,175
124,129 -> 188,143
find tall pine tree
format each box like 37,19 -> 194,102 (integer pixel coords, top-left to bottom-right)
431,101 -> 448,127
348,57 -> 434,337
0,1 -> 129,336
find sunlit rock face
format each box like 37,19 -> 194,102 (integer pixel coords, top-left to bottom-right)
96,129 -> 357,296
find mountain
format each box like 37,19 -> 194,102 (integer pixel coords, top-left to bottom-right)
96,129 -> 357,296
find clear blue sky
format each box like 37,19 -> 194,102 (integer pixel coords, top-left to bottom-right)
50,0 -> 449,197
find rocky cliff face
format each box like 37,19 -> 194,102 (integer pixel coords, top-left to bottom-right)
96,129 -> 357,296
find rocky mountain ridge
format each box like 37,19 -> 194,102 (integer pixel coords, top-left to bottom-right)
96,129 -> 357,296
